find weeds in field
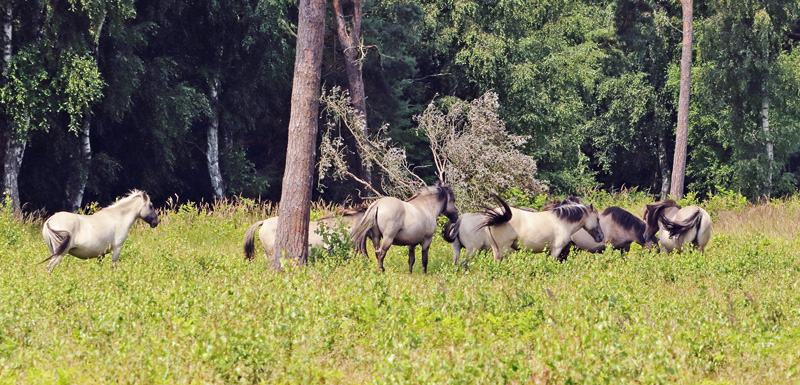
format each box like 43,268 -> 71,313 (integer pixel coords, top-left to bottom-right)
0,193 -> 798,384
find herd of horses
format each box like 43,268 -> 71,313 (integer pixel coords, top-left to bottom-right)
38,182 -> 713,273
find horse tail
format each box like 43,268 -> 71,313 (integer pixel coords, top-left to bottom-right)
243,220 -> 265,260
40,223 -> 71,264
350,201 -> 380,256
481,194 -> 512,228
660,209 -> 702,240
442,217 -> 462,244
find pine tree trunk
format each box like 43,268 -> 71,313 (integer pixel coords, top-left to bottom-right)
762,93 -> 773,198
333,0 -> 372,190
273,0 -> 327,269
67,115 -> 92,212
670,0 -> 693,199
207,77 -> 224,200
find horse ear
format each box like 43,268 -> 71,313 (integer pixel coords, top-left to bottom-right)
141,191 -> 149,202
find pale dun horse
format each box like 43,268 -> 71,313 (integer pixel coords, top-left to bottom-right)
642,199 -> 713,253
40,190 -> 159,272
351,182 -> 458,273
482,194 -> 604,262
242,204 -> 368,260
442,212 -> 493,270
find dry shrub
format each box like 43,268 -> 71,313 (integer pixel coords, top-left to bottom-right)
319,88 -> 547,208
417,92 -> 546,209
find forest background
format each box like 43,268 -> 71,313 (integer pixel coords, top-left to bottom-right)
3,0 -> 800,212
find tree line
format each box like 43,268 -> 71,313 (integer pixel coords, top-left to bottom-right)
2,0 -> 800,213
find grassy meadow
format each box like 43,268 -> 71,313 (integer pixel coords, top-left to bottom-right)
0,192 -> 799,384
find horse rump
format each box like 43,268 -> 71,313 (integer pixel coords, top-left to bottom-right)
40,224 -> 71,264
660,209 -> 702,239
442,217 -> 462,243
350,202 -> 379,256
480,194 -> 512,228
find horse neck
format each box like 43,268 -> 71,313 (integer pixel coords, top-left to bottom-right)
408,194 -> 443,219
549,210 -> 587,235
101,196 -> 143,226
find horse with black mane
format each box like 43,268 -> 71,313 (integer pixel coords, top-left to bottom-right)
351,181 -> 458,273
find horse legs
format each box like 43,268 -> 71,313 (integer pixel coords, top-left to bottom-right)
408,245 -> 416,274
421,237 -> 432,274
451,239 -> 462,265
375,236 -> 395,273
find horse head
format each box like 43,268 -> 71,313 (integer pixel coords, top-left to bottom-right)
138,192 -> 159,228
435,181 -> 459,222
583,204 -> 605,243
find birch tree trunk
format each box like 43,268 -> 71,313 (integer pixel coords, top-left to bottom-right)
67,114 -> 92,212
670,0 -> 693,199
207,76 -> 224,200
658,133 -> 671,200
273,0 -> 327,269
762,93 -> 773,198
1,3 -> 24,212
333,0 -> 372,189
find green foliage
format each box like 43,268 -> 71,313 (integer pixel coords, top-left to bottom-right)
58,53 -> 105,134
309,220 -> 354,267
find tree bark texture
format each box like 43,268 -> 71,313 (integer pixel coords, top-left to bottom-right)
273,0 -> 327,269
762,93 -> 773,198
670,0 -> 693,199
658,133 -> 670,200
67,115 -> 92,212
3,137 -> 25,211
207,77 -> 224,200
333,0 -> 372,189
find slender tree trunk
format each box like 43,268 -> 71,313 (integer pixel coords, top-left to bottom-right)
67,115 -> 92,212
1,4 -> 23,212
658,133 -> 670,200
333,0 -> 372,190
3,138 -> 25,211
273,0 -> 327,269
207,76 -> 224,200
670,0 -> 693,199
762,93 -> 773,198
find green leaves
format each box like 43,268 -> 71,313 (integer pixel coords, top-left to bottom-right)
58,53 -> 104,134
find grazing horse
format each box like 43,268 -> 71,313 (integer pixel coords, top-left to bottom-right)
242,204 -> 368,260
571,207 -> 658,252
351,181 -> 458,273
442,212 -> 493,269
482,195 -> 603,262
642,199 -> 713,253
40,190 -> 159,272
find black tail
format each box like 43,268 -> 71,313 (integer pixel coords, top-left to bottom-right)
40,224 -> 71,264
242,220 -> 265,260
442,217 -> 462,243
481,194 -> 512,228
660,209 -> 702,239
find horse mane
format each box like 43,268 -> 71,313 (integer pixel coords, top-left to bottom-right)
107,190 -> 149,209
406,183 -> 453,205
603,206 -> 645,235
542,196 -> 582,211
644,199 -> 680,231
551,204 -> 593,223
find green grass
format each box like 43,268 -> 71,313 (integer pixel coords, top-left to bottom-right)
0,196 -> 799,384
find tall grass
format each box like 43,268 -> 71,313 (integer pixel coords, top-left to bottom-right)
0,193 -> 798,384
